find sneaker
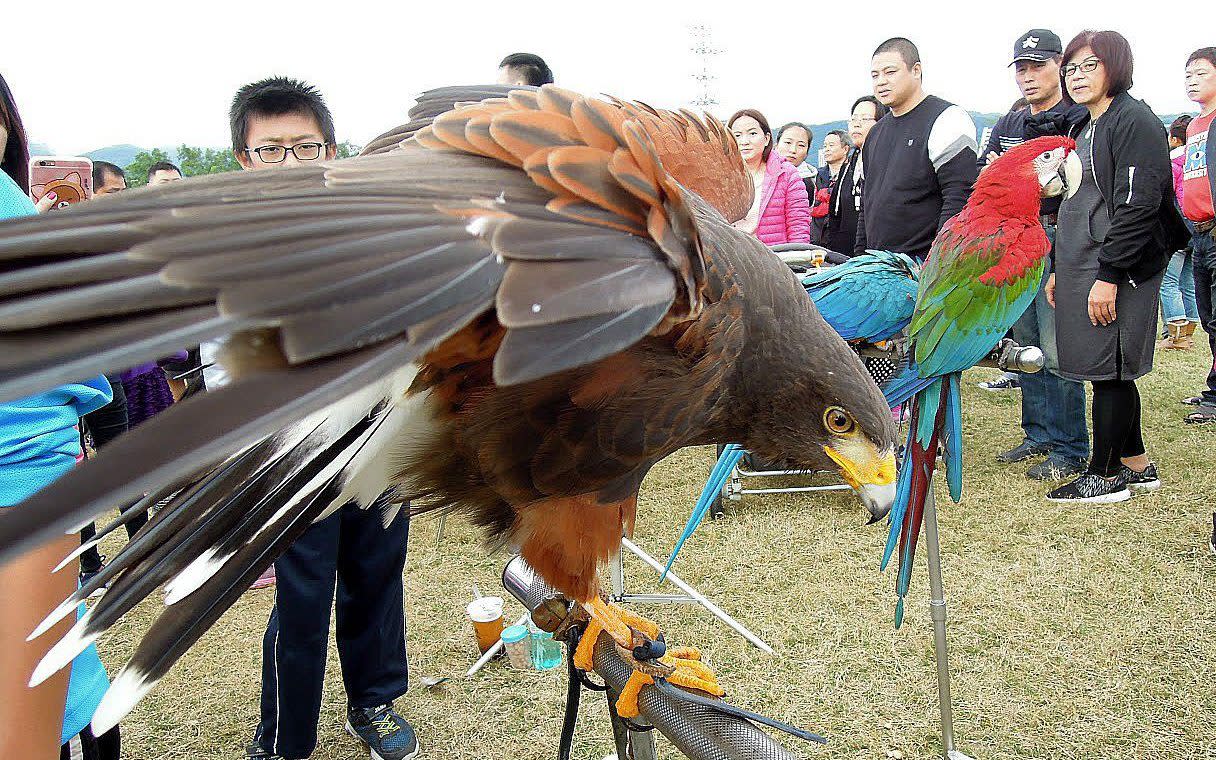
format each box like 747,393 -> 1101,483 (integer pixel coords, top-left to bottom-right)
1184,403 -> 1216,425
1118,462 -> 1160,493
978,375 -> 1020,391
1027,455 -> 1087,481
1182,395 -> 1204,406
244,741 -> 284,760
1046,473 -> 1130,504
249,565 -> 276,590
346,703 -> 419,760
997,441 -> 1052,464
79,555 -> 109,598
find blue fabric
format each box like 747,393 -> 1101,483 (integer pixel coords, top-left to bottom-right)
1011,265 -> 1090,461
0,170 -> 113,743
0,170 -> 36,218
1159,250 -> 1199,323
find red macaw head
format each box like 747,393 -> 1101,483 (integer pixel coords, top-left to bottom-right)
983,135 -> 1079,199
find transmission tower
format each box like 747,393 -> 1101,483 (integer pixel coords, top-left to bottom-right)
688,24 -> 721,110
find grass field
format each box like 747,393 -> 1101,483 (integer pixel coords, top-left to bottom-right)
99,347 -> 1216,760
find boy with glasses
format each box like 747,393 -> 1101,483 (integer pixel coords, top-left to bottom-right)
223,77 -> 418,760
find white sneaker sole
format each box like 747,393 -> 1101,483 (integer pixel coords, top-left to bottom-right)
1046,489 -> 1131,504
344,721 -> 419,760
1128,479 -> 1161,494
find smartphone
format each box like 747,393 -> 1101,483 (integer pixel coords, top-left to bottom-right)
29,156 -> 93,209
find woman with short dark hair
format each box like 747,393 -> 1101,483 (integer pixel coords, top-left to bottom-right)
727,109 -> 810,245
823,96 -> 889,256
1045,30 -> 1191,503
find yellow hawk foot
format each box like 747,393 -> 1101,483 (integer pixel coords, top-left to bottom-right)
615,646 -> 725,718
572,598 -> 660,671
571,599 -> 724,719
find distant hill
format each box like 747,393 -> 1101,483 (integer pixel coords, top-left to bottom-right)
82,144 -> 168,168
802,112 -> 1004,163
803,110 -> 1189,165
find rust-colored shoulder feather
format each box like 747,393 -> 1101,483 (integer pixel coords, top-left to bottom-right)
412,84 -> 752,320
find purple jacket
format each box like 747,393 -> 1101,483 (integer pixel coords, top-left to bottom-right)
119,351 -> 189,383
754,150 -> 811,246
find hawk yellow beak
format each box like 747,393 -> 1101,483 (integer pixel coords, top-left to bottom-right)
825,441 -> 898,523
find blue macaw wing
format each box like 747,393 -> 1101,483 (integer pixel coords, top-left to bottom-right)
803,250 -> 919,343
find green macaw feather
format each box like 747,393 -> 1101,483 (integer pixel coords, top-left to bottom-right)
909,226 -> 1043,377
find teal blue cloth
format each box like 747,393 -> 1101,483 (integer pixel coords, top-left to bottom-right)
0,170 -> 114,742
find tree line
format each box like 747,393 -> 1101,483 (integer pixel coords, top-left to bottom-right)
123,142 -> 361,187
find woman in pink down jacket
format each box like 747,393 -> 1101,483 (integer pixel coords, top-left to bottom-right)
727,108 -> 811,246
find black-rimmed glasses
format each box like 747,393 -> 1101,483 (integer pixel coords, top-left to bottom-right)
1062,58 -> 1101,78
246,142 -> 327,163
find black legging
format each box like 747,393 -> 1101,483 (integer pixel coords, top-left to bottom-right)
79,376 -> 148,573
1089,379 -> 1146,477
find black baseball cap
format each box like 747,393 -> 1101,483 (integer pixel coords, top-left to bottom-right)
1010,29 -> 1063,66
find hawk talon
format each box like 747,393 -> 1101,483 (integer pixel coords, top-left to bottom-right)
613,646 -> 725,718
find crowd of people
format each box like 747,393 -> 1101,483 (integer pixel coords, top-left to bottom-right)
728,32 -> 1213,505
0,29 -> 1212,760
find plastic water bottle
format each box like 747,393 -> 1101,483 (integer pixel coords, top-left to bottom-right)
531,630 -> 563,670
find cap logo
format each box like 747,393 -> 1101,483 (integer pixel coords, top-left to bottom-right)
1023,36 -> 1039,48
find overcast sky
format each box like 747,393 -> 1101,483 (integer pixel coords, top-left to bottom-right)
5,1 -> 1208,155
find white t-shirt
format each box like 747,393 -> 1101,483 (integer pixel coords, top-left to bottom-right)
199,340 -> 228,389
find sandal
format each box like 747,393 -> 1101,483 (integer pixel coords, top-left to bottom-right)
1184,404 -> 1216,424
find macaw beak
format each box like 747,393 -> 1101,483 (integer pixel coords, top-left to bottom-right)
1061,151 -> 1082,201
824,442 -> 898,524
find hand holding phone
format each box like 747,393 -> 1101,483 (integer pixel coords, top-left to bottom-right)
29,156 -> 93,210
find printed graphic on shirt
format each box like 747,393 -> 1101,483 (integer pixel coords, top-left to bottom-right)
1183,131 -> 1207,181
1182,112 -> 1214,222
927,105 -> 979,171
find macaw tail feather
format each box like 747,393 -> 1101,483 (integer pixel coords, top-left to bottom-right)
663,444 -> 745,579
881,362 -> 935,410
881,374 -> 961,627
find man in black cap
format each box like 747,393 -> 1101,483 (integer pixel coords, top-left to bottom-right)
982,28 -> 1092,482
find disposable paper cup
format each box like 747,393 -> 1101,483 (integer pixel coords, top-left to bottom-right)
467,596 -> 504,653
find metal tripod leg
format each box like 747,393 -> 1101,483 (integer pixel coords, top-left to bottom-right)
610,536 -> 773,654
923,489 -> 977,760
606,690 -> 659,760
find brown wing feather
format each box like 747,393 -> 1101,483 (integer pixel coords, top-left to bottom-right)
625,107 -> 752,223
0,82 -> 746,399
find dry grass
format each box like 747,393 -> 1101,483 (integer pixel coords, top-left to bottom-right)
99,348 -> 1216,760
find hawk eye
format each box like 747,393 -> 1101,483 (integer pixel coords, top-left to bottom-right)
823,407 -> 855,435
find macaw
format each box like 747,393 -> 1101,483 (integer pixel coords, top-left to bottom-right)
670,138 -> 1078,625
880,136 -> 1078,625
802,249 -> 920,344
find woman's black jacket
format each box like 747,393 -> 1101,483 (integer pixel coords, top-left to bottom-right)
1072,91 -> 1191,287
